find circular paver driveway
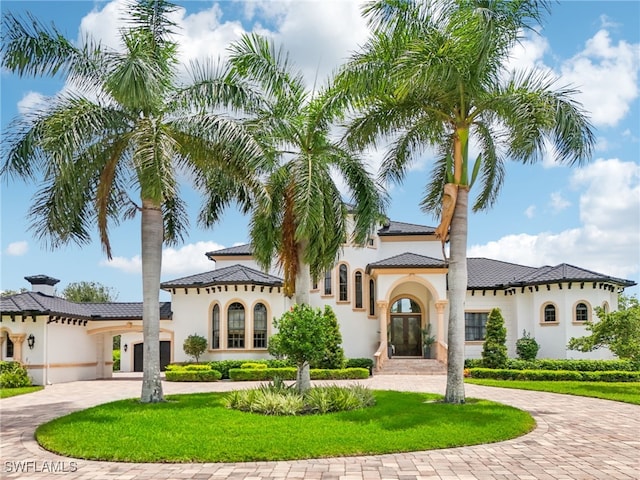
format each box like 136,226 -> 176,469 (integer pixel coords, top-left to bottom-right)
1,375 -> 638,479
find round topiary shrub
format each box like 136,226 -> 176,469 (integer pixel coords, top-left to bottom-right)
516,330 -> 540,361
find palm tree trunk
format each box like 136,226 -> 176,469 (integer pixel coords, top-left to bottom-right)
140,199 -> 165,403
294,245 -> 311,305
296,361 -> 311,393
444,187 -> 468,404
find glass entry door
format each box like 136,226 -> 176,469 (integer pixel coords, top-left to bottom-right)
391,315 -> 421,356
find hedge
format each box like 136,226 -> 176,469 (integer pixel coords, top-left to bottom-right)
164,365 -> 222,382
208,360 -> 294,379
464,358 -> 639,372
228,367 -> 370,381
467,368 -> 640,382
345,358 -> 374,373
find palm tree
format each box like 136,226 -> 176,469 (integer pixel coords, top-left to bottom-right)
1,0 -> 264,402
228,33 -> 385,391
335,0 -> 594,403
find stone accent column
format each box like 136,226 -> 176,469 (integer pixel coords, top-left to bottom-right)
435,300 -> 448,363
9,333 -> 26,363
376,300 -> 389,359
0,334 -> 5,360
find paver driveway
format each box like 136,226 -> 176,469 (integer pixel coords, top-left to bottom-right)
1,375 -> 638,479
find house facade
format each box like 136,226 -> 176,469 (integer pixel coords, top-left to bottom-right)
1,219 -> 634,385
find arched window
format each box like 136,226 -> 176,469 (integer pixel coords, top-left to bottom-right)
354,272 -> 363,309
369,279 -> 375,316
391,298 -> 421,313
575,302 -> 589,322
253,303 -> 268,348
324,270 -> 332,295
602,301 -> 610,314
5,332 -> 14,358
544,304 -> 556,323
227,302 -> 245,348
339,264 -> 348,301
212,304 -> 220,349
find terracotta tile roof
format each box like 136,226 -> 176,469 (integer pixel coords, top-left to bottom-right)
161,264 -> 283,289
366,253 -> 446,273
0,292 -> 171,320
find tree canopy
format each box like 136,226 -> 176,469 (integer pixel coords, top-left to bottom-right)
62,281 -> 118,303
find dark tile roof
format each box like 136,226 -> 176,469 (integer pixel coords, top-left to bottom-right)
367,253 -> 446,273
205,244 -> 253,258
467,258 -> 635,289
0,292 -> 172,320
84,302 -> 173,320
517,263 -> 635,287
377,220 -> 436,236
467,258 -> 539,289
161,264 -> 283,289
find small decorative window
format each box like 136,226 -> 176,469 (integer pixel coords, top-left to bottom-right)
227,302 -> 245,348
339,264 -> 348,301
324,270 -> 332,295
575,302 -> 589,322
601,301 -> 609,314
544,304 -> 557,323
465,312 -> 488,341
253,303 -> 268,348
369,279 -> 375,316
354,272 -> 363,309
6,333 -> 14,358
212,304 -> 220,349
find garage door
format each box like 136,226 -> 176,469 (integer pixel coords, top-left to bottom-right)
133,341 -> 171,372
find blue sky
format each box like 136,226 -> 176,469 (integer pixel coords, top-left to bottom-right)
1,0 -> 639,301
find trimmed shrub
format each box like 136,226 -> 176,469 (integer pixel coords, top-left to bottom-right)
311,306 -> 346,369
241,363 -> 268,369
464,358 -> 639,372
467,368 -> 640,382
516,330 -> 540,361
209,359 -> 294,379
0,361 -> 31,388
183,334 -> 207,363
165,368 -> 222,382
346,358 -> 374,374
481,308 -> 508,369
228,367 -> 370,381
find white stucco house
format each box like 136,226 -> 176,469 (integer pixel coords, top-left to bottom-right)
1,218 -> 635,385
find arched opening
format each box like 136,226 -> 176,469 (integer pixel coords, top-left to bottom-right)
389,297 -> 422,356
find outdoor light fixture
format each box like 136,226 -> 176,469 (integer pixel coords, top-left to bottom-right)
124,344 -> 128,352
27,334 -> 35,350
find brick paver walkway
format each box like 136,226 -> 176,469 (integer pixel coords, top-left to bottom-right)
1,375 -> 638,479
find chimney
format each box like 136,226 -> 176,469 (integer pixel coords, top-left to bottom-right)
24,275 -> 60,296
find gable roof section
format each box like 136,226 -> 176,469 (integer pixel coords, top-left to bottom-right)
161,264 -> 283,289
0,292 -> 172,320
366,252 -> 446,273
377,220 -> 436,236
467,258 -> 635,289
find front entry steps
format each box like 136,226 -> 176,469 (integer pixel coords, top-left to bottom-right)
377,358 -> 446,375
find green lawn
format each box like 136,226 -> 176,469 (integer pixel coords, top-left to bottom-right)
466,379 -> 640,405
36,390 -> 534,462
0,386 -> 44,399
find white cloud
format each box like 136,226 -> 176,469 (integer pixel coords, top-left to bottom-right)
5,241 -> 28,256
469,158 -> 640,280
101,241 -> 225,276
17,91 -> 47,114
548,192 -> 571,213
559,29 -> 639,127
524,205 -> 536,219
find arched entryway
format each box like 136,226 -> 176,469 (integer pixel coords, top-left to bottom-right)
390,297 -> 422,356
